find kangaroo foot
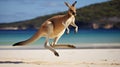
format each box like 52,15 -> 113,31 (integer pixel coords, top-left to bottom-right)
68,45 -> 76,48
54,52 -> 59,57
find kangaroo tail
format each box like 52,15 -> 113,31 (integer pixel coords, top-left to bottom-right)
13,29 -> 43,46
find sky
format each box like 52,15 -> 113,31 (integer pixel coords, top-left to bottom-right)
0,0 -> 108,23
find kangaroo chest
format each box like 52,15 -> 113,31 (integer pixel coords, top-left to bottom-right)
55,16 -> 75,37
65,16 -> 75,26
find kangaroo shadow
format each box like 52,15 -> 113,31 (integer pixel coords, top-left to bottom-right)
0,61 -> 24,64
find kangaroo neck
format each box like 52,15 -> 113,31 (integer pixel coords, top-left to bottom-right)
65,13 -> 73,19
63,13 -> 74,22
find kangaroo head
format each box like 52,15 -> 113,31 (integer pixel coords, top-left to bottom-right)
65,1 -> 77,16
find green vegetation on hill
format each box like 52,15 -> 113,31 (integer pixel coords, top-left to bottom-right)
0,0 -> 120,30
76,0 -> 120,22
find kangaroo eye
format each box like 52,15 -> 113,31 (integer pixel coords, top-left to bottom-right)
69,9 -> 76,15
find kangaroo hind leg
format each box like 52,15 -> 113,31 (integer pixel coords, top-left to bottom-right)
44,37 -> 59,56
44,21 -> 59,56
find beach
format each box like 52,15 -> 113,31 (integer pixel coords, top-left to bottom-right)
0,47 -> 120,67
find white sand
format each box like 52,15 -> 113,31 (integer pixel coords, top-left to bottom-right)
0,49 -> 120,67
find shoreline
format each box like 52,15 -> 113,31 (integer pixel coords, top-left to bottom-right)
0,44 -> 120,50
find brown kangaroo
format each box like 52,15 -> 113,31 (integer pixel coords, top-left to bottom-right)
13,1 -> 78,57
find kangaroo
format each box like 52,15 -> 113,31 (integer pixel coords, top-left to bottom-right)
13,1 -> 78,57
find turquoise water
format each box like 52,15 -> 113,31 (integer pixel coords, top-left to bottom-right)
0,29 -> 120,46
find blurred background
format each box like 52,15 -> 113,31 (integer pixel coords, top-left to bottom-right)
0,0 -> 120,48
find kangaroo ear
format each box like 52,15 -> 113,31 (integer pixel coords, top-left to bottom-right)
72,1 -> 77,6
64,2 -> 71,8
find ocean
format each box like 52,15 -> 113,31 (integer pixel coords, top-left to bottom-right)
0,29 -> 120,47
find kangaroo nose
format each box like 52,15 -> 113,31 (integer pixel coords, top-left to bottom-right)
73,12 -> 76,16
